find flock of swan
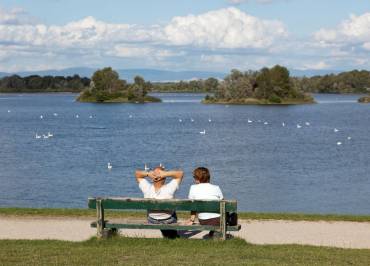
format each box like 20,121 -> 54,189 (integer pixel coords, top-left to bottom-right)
4,108 -> 352,172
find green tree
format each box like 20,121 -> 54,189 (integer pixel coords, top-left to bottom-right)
91,67 -> 125,94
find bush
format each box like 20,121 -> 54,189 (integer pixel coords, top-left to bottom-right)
268,94 -> 282,103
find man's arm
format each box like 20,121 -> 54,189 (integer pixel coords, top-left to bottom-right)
155,170 -> 184,184
135,170 -> 157,183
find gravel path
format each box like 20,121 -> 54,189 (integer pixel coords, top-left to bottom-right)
1,217 -> 369,249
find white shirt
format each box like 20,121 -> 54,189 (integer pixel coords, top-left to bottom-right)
188,183 -> 224,220
139,179 -> 179,220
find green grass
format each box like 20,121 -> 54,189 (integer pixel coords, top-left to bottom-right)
1,208 -> 370,222
0,237 -> 369,265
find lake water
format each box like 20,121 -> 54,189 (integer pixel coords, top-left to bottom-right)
0,93 -> 369,215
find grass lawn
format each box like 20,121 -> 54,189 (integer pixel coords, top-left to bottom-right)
1,208 -> 370,222
0,237 -> 369,266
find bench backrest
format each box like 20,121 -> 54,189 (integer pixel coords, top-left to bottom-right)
88,197 -> 237,213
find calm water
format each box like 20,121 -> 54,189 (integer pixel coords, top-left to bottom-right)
0,93 -> 369,214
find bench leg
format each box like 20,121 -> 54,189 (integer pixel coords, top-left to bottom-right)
220,201 -> 227,240
96,199 -> 104,239
102,228 -> 118,239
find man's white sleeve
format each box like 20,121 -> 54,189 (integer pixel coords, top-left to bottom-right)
138,179 -> 150,194
188,186 -> 194,199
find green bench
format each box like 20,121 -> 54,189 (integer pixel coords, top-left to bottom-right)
88,197 -> 241,240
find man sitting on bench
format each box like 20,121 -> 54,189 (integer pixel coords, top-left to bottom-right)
135,166 -> 184,238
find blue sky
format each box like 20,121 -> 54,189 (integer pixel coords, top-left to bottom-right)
1,0 -> 370,72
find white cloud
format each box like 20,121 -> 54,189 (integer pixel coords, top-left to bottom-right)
302,61 -> 330,70
164,7 -> 287,49
314,13 -> 370,48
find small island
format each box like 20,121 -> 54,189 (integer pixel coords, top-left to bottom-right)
203,65 -> 315,105
77,67 -> 161,103
358,96 -> 370,103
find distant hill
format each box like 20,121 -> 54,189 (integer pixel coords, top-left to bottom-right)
0,67 -> 347,81
0,68 -> 227,82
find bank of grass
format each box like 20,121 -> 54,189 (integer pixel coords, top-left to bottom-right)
202,96 -> 316,105
1,208 -> 370,222
0,237 -> 369,265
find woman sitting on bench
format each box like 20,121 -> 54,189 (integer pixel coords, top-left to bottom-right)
187,167 -> 224,236
135,166 -> 184,239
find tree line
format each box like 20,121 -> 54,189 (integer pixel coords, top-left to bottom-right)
293,70 -> 370,93
0,75 -> 90,93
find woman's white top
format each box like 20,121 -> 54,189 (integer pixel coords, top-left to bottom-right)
188,183 -> 224,220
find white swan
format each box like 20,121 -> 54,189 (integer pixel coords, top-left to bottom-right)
47,132 -> 53,137
179,119 -> 182,123
297,124 -> 302,129
7,110 -> 11,113
144,164 -> 150,171
40,115 -> 43,119
107,162 -> 112,170
305,122 -> 310,126
200,130 -> 206,135
248,119 -> 253,123
53,113 -> 58,116
191,118 -> 194,122
347,137 -> 352,140
264,122 -> 268,125
334,128 -> 339,132
337,142 -> 342,146
75,114 -> 79,118
35,133 -> 41,139
129,114 -> 133,118
89,115 -> 93,119
282,122 -> 285,127
43,134 -> 49,139
208,119 -> 212,122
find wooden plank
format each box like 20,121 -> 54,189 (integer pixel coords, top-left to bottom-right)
90,221 -> 241,231
88,197 -> 237,212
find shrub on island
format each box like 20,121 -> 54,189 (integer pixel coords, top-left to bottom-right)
203,65 -> 315,105
77,67 -> 160,103
358,96 -> 370,103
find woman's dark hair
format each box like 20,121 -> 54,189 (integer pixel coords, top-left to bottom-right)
193,167 -> 210,183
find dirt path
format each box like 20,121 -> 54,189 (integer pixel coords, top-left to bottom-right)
0,216 -> 369,249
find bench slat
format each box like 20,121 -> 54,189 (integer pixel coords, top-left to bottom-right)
91,221 -> 241,231
88,197 -> 237,212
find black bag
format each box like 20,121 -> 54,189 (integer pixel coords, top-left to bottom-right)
226,212 -> 238,226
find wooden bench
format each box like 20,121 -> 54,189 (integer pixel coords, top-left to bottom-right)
88,197 -> 241,240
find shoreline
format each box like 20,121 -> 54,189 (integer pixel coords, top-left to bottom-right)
1,208 -> 369,222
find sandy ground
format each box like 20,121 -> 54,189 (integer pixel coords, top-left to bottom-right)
0,216 -> 369,249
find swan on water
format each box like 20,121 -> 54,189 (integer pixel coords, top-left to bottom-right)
179,119 -> 182,123
47,132 -> 53,137
248,119 -> 253,123
305,122 -> 310,126
264,122 -> 268,125
191,118 -> 194,122
75,114 -> 79,118
53,113 -> 58,116
35,133 -> 41,139
7,110 -> 11,113
347,137 -> 352,140
129,115 -> 133,118
107,162 -> 112,170
297,124 -> 302,129
43,134 -> 49,139
144,164 -> 150,171
282,122 -> 285,127
40,115 -> 43,119
334,128 -> 339,132
89,115 -> 93,119
200,130 -> 206,135
337,142 -> 342,146
208,119 -> 212,122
